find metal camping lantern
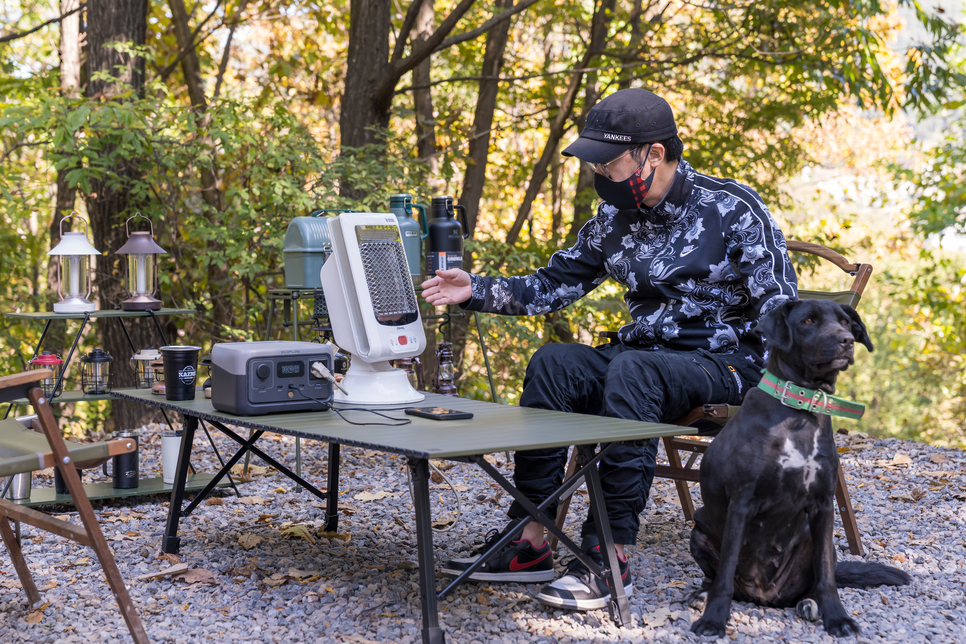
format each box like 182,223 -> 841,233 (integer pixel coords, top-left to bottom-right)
28,352 -> 65,398
150,357 -> 166,395
433,342 -> 457,396
131,347 -> 161,389
48,212 -> 100,313
80,349 -> 113,394
115,213 -> 167,311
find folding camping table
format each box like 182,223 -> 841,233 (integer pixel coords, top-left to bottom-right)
111,388 -> 691,644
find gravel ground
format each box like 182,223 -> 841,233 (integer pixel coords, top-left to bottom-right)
1,422 -> 964,643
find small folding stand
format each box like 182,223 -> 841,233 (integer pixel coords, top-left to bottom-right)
0,370 -> 149,643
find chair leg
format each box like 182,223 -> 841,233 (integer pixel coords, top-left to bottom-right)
548,448 -> 580,551
834,462 -> 864,556
662,436 -> 695,521
28,388 -> 150,644
0,515 -> 41,606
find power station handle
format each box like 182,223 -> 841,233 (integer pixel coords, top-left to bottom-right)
413,203 -> 430,239
453,204 -> 470,239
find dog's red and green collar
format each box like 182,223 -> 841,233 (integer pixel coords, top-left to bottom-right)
757,371 -> 865,420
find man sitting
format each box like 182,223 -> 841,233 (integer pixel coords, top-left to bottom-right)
420,88 -> 799,611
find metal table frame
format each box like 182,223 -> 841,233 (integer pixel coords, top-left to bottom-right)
111,389 -> 691,644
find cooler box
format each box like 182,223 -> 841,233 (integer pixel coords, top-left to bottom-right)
283,216 -> 331,289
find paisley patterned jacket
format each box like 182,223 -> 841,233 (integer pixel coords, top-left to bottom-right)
461,159 -> 799,361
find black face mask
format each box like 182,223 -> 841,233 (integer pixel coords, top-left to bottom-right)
593,147 -> 656,210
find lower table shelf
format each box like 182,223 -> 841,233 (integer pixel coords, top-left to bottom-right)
11,473 -> 232,507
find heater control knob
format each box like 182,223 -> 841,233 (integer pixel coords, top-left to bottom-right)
256,364 -> 271,380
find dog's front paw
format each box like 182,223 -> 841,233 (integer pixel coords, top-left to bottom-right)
825,616 -> 860,637
691,617 -> 727,637
687,590 -> 708,611
796,598 -> 820,622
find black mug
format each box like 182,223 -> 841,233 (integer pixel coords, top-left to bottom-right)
111,430 -> 139,489
54,467 -> 84,495
160,346 -> 201,401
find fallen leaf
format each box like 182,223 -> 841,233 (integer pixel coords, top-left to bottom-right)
288,568 -> 322,581
889,493 -> 916,502
44,581 -> 57,589
475,594 -> 489,605
353,490 -> 395,502
644,607 -> 682,627
891,452 -> 912,466
255,513 -> 279,524
237,496 -> 268,506
173,568 -> 218,584
929,454 -> 948,464
136,563 -> 190,581
273,487 -> 287,494
0,580 -> 22,589
316,529 -> 351,543
72,557 -> 90,566
836,446 -> 850,454
430,471 -> 444,484
25,610 -> 42,624
157,553 -> 182,565
395,561 -> 417,571
238,534 -> 266,551
280,525 -> 317,544
263,572 -> 288,588
910,488 -> 927,501
881,594 -> 890,606
892,553 -> 906,563
205,497 -> 225,506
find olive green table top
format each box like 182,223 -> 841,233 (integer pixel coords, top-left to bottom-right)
112,388 -> 692,460
3,308 -> 195,320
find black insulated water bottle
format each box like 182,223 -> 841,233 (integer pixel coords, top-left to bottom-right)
425,196 -> 468,274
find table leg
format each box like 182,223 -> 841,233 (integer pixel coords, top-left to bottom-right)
265,299 -> 276,341
580,444 -> 631,626
324,442 -> 340,532
409,457 -> 446,644
162,415 -> 198,554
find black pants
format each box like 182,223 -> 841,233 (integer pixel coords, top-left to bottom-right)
509,341 -> 762,545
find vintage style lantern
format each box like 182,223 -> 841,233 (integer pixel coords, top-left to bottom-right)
48,212 -> 100,313
28,352 -> 65,398
115,213 -> 167,311
433,342 -> 457,396
80,349 -> 113,394
131,347 -> 161,389
150,357 -> 166,395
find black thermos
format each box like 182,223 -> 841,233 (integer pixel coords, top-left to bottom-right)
425,196 -> 469,274
111,430 -> 139,489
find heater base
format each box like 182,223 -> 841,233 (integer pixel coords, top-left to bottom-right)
53,297 -> 96,313
122,296 -> 162,311
334,360 -> 425,405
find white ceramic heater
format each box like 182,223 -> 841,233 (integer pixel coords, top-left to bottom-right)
321,212 -> 426,404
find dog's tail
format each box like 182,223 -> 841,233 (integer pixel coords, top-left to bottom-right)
835,561 -> 911,589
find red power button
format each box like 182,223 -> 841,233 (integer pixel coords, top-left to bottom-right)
398,335 -> 408,345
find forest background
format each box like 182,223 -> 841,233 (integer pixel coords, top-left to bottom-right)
1,0 -> 964,446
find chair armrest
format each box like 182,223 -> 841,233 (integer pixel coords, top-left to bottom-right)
0,370 -> 54,405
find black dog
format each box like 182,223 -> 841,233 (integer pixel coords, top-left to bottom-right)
688,299 -> 910,637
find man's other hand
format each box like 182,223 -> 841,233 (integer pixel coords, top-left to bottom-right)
421,269 -> 472,306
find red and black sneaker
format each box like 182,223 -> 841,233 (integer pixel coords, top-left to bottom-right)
535,536 -> 633,610
441,526 -> 554,583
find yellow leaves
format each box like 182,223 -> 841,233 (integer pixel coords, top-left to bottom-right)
279,524 -> 316,544
238,534 -> 266,550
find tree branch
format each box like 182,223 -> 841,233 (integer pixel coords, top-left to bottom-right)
372,0 -> 478,111
0,3 -> 85,45
436,0 -> 542,51
213,0 -> 251,100
390,0 -> 426,66
156,0 -> 225,82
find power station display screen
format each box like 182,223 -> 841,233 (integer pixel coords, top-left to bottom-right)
276,360 -> 305,378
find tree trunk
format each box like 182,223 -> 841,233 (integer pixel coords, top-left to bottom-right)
340,0 -> 391,155
413,0 -> 438,172
85,0 -> 157,433
504,0 -> 615,246
168,0 -> 233,339
450,0 -> 513,392
565,76 -> 599,247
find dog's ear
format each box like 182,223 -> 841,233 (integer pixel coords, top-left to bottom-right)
840,304 -> 874,352
757,299 -> 798,354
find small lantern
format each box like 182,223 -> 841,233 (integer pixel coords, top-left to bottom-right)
28,352 -> 65,398
433,342 -> 457,396
80,349 -> 113,394
150,358 -> 166,395
131,347 -> 161,389
115,213 -> 167,311
48,212 -> 100,313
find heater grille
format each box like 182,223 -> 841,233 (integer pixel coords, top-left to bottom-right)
356,226 -> 418,321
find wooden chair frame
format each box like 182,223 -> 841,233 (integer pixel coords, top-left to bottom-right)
551,240 -> 872,556
0,370 -> 149,643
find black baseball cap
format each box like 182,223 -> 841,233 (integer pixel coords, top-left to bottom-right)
562,88 -> 678,164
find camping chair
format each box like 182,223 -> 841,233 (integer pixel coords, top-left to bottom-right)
551,240 -> 872,556
0,369 -> 149,643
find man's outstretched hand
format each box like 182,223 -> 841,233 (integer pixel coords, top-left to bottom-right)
421,269 -> 472,307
